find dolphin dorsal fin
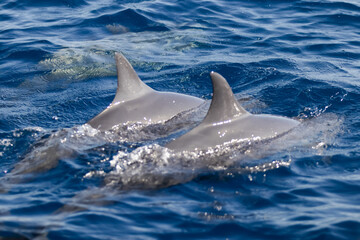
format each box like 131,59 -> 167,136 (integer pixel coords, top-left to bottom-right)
202,72 -> 248,124
112,52 -> 153,104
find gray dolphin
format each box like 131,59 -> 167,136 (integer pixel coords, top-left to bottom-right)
88,52 -> 204,131
166,72 -> 300,152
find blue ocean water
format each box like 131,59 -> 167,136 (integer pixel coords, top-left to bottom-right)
0,0 -> 360,239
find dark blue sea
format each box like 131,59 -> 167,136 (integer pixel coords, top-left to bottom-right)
1,0 -> 360,239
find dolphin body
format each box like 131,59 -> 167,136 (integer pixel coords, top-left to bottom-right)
88,53 -> 204,131
166,72 -> 300,152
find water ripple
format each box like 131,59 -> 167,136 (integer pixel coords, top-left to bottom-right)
0,0 -> 359,239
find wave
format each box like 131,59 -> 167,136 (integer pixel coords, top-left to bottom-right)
80,8 -> 169,33
3,0 -> 88,9
1,0 -> 360,239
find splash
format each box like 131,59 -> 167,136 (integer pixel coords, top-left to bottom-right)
3,105 -> 205,181
3,96 -> 343,192
83,111 -> 343,190
0,139 -> 13,157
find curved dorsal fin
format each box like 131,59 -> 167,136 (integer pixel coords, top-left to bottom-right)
202,72 -> 248,124
112,52 -> 153,104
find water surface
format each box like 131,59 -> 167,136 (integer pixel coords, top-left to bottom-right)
0,0 -> 359,239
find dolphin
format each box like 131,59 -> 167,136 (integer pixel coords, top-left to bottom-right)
87,52 -> 204,131
166,72 -> 300,152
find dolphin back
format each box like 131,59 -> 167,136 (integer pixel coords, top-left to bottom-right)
87,52 -> 204,130
166,72 -> 300,152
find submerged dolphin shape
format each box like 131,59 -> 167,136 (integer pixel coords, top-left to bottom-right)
166,72 -> 300,152
88,52 -> 204,131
